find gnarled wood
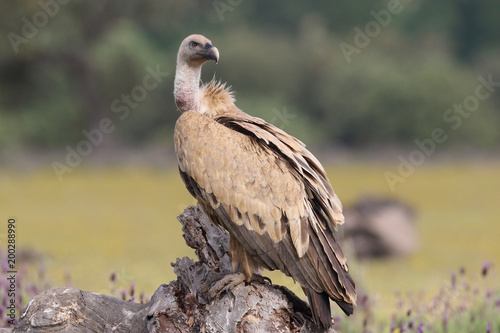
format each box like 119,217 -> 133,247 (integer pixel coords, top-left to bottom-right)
13,205 -> 337,332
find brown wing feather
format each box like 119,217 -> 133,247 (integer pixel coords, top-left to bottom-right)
174,109 -> 356,310
175,111 -> 305,243
181,165 -> 354,311
215,114 -> 345,228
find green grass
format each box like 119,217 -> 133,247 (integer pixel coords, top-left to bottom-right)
1,161 -> 499,320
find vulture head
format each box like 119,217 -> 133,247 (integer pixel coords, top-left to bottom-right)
178,34 -> 219,66
174,34 -> 221,112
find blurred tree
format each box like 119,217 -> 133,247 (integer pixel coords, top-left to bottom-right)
452,0 -> 482,63
0,0 -> 499,152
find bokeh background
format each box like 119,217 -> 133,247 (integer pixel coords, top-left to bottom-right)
1,0 -> 500,330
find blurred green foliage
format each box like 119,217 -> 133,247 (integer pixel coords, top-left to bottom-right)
1,0 -> 499,151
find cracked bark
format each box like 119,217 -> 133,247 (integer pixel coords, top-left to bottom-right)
13,205 -> 337,333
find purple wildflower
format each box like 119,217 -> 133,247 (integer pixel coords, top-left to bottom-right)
481,262 -> 492,277
495,298 -> 500,308
129,281 -> 135,297
140,291 -> 145,304
450,270 -> 456,289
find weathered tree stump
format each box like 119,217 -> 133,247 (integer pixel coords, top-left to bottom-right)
13,205 -> 336,332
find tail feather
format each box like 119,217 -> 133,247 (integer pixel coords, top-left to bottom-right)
304,288 -> 332,329
335,299 -> 354,316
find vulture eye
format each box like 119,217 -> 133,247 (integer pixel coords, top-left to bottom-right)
189,42 -> 198,49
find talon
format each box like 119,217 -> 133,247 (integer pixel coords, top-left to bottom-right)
251,273 -> 272,285
207,272 -> 273,301
199,270 -> 230,296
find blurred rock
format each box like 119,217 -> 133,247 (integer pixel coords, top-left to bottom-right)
342,196 -> 419,259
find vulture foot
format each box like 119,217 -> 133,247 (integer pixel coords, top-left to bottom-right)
208,272 -> 245,300
247,273 -> 272,285
208,272 -> 272,300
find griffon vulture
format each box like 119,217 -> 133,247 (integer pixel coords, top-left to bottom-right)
173,34 -> 356,329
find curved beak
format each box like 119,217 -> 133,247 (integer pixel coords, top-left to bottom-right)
203,43 -> 219,64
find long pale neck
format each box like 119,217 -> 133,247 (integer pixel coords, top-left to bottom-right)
174,60 -> 202,112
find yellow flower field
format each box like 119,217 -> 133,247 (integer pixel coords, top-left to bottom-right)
1,161 -> 499,317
